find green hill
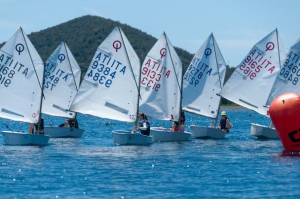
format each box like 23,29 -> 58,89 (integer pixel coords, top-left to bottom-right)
26,15 -> 193,73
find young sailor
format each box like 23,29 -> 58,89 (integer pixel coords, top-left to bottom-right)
217,111 -> 232,133
136,112 -> 150,136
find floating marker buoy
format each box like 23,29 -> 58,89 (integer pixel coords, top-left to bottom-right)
269,93 -> 300,151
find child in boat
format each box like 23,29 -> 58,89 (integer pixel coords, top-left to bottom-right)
133,112 -> 150,136
217,111 -> 232,133
29,118 -> 44,134
171,111 -> 185,132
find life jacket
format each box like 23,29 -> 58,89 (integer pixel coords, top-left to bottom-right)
220,116 -> 229,130
139,120 -> 150,136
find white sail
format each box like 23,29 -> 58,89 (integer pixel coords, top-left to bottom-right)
218,29 -> 286,116
42,42 -> 81,118
139,33 -> 183,121
70,26 -> 140,122
266,38 -> 300,106
0,28 -> 44,123
182,33 -> 227,119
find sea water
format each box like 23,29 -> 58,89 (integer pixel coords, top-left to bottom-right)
0,108 -> 299,198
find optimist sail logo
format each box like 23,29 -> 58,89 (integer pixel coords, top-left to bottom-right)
15,44 -> 24,55
113,40 -> 122,52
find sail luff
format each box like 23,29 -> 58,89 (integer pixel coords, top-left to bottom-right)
164,32 -> 183,121
20,27 -> 44,125
20,27 -> 43,95
117,26 -> 141,125
212,33 -> 222,125
276,29 -> 282,69
64,42 -> 79,91
164,32 -> 182,97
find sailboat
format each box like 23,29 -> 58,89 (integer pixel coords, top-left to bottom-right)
42,42 -> 84,138
182,33 -> 227,139
1,27 -> 49,145
139,32 -> 191,142
70,26 -> 152,145
266,38 -> 300,107
218,29 -> 286,139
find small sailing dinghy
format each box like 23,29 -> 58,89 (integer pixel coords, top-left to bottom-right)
218,29 -> 286,139
139,32 -> 191,142
182,33 -> 227,139
70,26 -> 152,145
42,42 -> 84,138
1,27 -> 49,145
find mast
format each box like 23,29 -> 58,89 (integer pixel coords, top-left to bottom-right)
179,63 -> 184,126
64,42 -> 79,91
267,28 -> 282,128
20,27 -> 45,129
212,33 -> 223,127
164,32 -> 182,122
64,42 -> 79,119
117,26 -> 141,128
164,32 -> 182,94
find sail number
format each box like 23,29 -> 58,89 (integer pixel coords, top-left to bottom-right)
44,62 -> 69,91
87,51 -> 127,88
0,53 -> 30,88
141,67 -> 161,91
141,58 -> 171,92
239,48 -> 276,80
279,51 -> 300,85
0,66 -> 14,87
184,57 -> 212,87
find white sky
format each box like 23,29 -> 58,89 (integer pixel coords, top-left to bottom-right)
0,0 -> 300,66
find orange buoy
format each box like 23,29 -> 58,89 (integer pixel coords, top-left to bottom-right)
269,92 -> 300,151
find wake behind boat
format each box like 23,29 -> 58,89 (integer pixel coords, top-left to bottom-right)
182,33 -> 227,139
0,27 -> 49,145
41,42 -> 84,138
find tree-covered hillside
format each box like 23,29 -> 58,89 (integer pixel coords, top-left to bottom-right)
28,15 -> 192,73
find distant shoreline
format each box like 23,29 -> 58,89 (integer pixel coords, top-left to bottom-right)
220,105 -> 245,109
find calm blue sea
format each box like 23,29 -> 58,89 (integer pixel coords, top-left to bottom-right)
0,108 -> 299,198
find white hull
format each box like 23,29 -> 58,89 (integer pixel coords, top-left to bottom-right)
44,127 -> 85,138
113,130 -> 152,145
150,127 -> 191,142
190,125 -> 227,139
250,123 -> 279,139
2,131 -> 50,146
